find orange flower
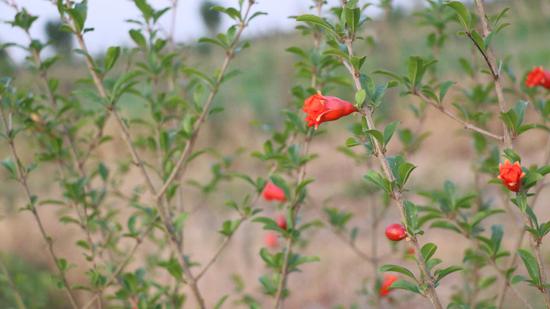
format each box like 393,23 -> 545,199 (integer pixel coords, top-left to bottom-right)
498,160 -> 525,192
303,94 -> 357,129
276,214 -> 287,230
526,67 -> 550,89
262,182 -> 286,202
379,274 -> 398,297
264,232 -> 279,249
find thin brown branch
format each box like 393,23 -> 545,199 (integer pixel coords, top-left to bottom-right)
273,131 -> 314,309
155,2 -> 253,200
471,2 -> 548,306
0,107 -> 79,309
414,91 -> 503,141
60,7 -> 207,308
343,37 -> 443,309
81,224 -> 154,309
472,0 -> 512,148
497,136 -> 550,307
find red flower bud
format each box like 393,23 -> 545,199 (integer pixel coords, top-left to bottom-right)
379,274 -> 398,297
526,67 -> 550,89
276,214 -> 287,230
262,182 -> 286,202
264,232 -> 279,249
303,93 -> 357,129
498,160 -> 525,192
385,223 -> 407,241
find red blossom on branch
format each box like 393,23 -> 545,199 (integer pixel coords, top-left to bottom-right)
526,67 -> 550,89
303,94 -> 357,129
276,214 -> 287,230
264,232 -> 279,249
262,182 -> 286,202
498,160 -> 525,192
379,274 -> 398,297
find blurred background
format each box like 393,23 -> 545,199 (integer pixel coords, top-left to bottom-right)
1,0 -> 550,308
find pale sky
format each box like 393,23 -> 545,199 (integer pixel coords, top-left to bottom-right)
0,0 -> 418,61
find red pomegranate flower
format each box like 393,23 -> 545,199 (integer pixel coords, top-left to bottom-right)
262,182 -> 286,202
303,94 -> 357,129
276,214 -> 287,230
498,160 -> 525,192
379,274 -> 398,297
526,67 -> 550,89
264,232 -> 279,249
385,223 -> 407,241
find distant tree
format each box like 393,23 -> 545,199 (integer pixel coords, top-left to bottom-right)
0,40 -> 13,74
45,20 -> 73,59
380,0 -> 393,20
200,0 -> 221,35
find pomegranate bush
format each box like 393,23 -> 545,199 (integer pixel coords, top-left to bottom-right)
1,0 -> 550,308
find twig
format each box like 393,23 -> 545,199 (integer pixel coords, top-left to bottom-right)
342,37 -> 444,309
497,134 -> 550,307
414,91 -> 503,141
60,6 -> 206,308
472,0 -> 512,149
470,1 -> 549,306
155,1 -> 253,200
0,106 -> 79,309
80,224 -> 154,309
273,131 -> 314,309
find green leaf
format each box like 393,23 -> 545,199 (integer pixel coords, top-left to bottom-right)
438,81 -> 454,103
470,209 -> 504,228
1,158 -> 17,178
173,212 -> 189,232
365,129 -> 384,147
259,248 -> 275,268
67,0 -> 88,33
517,249 -> 541,286
345,137 -> 360,147
503,148 -> 521,163
397,161 -> 416,189
158,258 -> 183,281
355,89 -> 366,108
430,220 -> 462,234
12,9 -> 38,31
134,0 -> 154,21
421,243 -> 437,261
296,15 -> 341,41
435,266 -> 462,283
390,279 -> 422,294
324,208 -> 353,229
129,29 -> 146,48
404,201 -> 419,234
447,1 -> 472,30
489,224 -> 504,255
214,295 -> 229,309
104,46 -> 121,72
219,219 -> 241,236
469,30 -> 486,51
98,162 -> 109,181
364,171 -> 392,193
379,264 -> 416,280
383,121 -> 399,146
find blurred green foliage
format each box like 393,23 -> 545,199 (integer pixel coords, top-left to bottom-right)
8,0 -> 550,125
0,254 -> 69,308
